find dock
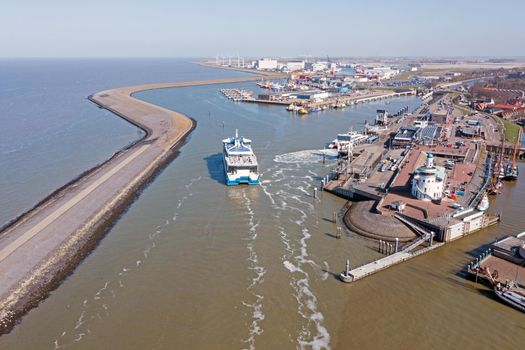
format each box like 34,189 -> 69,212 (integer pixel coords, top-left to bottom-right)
467,232 -> 525,288
220,87 -> 417,113
341,220 -> 444,283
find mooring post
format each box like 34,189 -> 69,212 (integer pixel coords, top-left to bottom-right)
313,187 -> 318,199
321,179 -> 325,191
429,231 -> 434,247
395,237 -> 399,253
333,211 -> 337,223
379,240 -> 382,253
336,226 -> 342,239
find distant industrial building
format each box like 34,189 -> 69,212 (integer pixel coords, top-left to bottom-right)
419,125 -> 441,145
293,90 -> 330,101
431,111 -> 450,124
256,58 -> 278,70
304,62 -> 328,72
364,67 -> 400,80
392,126 -> 420,148
285,60 -> 305,71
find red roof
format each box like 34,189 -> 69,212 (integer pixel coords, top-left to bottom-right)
490,104 -> 523,110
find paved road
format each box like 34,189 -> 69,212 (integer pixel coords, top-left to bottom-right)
0,145 -> 150,263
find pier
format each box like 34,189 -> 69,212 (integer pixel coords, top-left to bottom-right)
341,221 -> 444,283
0,75 -> 265,334
219,86 -> 417,113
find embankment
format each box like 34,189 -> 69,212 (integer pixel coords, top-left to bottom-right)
0,75 -> 263,334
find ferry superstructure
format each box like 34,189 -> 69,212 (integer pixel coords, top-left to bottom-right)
328,131 -> 368,156
222,130 -> 260,186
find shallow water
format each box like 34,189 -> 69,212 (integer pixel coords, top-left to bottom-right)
0,61 -> 523,349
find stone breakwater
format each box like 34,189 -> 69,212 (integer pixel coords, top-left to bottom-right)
0,76 -> 262,334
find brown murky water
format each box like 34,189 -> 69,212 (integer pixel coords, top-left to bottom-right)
0,82 -> 523,350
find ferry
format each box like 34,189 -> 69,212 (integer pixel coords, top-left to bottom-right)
328,131 -> 368,156
222,130 -> 260,186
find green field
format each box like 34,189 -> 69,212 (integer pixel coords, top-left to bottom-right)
502,119 -> 521,143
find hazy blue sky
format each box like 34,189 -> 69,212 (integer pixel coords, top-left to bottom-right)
1,0 -> 524,58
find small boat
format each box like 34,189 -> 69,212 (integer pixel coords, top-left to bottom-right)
477,194 -> 489,211
310,107 -> 322,112
498,165 -> 506,179
298,108 -> 309,115
286,104 -> 296,111
503,128 -> 521,181
503,163 -> 519,181
494,283 -> 525,313
483,266 -> 525,313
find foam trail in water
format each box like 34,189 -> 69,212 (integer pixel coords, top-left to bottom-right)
259,160 -> 331,349
240,190 -> 266,350
274,149 -> 337,164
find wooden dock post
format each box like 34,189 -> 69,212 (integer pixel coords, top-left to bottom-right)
333,211 -> 337,223
395,237 -> 399,253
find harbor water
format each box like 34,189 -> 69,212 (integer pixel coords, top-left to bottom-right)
0,60 -> 523,349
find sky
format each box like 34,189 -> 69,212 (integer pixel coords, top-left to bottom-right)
1,0 -> 524,58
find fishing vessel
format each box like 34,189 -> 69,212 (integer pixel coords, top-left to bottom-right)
222,130 -> 260,186
504,128 -> 521,181
286,104 -> 302,112
494,284 -> 525,313
504,163 -> 519,181
484,266 -> 525,313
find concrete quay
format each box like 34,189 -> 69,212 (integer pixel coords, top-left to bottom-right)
0,75 -> 262,334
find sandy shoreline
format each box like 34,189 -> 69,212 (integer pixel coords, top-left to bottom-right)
0,75 -> 266,335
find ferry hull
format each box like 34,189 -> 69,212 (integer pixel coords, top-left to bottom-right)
226,176 -> 260,186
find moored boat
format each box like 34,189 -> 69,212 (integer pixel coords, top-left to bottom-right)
494,283 -> 525,313
298,108 -> 309,115
477,193 -> 489,211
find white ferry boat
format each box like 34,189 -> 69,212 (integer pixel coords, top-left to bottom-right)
222,130 -> 260,186
328,131 -> 368,156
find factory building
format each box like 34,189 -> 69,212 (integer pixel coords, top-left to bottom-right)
391,126 -> 420,148
431,111 -> 450,124
364,67 -> 400,80
256,58 -> 278,70
285,60 -> 305,71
